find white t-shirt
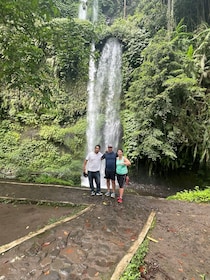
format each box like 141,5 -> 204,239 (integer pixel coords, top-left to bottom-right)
86,151 -> 103,172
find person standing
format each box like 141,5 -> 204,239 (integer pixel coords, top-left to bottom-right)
116,149 -> 131,203
101,144 -> 117,198
83,145 -> 103,196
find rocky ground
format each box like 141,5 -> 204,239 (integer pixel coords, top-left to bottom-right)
0,181 -> 209,280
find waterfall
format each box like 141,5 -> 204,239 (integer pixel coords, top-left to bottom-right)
97,38 -> 122,150
167,0 -> 174,33
78,0 -> 98,23
92,0 -> 98,23
86,43 -> 98,153
80,1 -> 122,188
78,0 -> 88,20
86,38 -> 122,153
84,38 -> 122,187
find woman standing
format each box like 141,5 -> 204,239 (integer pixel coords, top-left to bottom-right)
116,149 -> 131,203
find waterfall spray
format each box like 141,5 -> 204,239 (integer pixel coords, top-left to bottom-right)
80,1 -> 122,187
94,38 -> 122,151
78,0 -> 88,20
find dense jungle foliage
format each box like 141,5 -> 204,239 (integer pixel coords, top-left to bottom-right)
0,0 -> 209,185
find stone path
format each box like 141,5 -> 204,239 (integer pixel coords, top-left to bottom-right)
0,182 -> 150,279
1,182 -> 209,279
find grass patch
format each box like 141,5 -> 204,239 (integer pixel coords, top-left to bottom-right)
167,186 -> 210,203
0,197 -> 86,210
120,217 -> 156,280
120,239 -> 149,280
47,215 -> 70,225
34,174 -> 74,186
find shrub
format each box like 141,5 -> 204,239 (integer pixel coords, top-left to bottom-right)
167,186 -> 210,203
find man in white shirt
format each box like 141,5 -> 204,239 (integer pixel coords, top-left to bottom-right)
83,145 -> 103,196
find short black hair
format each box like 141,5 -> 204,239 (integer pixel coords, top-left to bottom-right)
95,144 -> 101,149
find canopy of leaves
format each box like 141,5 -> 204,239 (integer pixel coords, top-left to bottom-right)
0,0 -> 58,102
0,0 -> 210,179
52,0 -> 79,18
123,27 -> 209,173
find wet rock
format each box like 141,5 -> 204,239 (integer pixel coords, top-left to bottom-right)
86,267 -> 98,277
59,266 -> 71,277
50,248 -> 60,259
68,229 -> 83,239
80,241 -> 93,251
38,271 -> 61,280
55,239 -> 66,250
26,242 -> 41,256
50,258 -> 66,270
40,256 -> 52,268
60,246 -> 86,263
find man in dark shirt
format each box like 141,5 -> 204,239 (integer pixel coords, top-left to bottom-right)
101,144 -> 117,198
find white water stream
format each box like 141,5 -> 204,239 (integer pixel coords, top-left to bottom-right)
78,0 -> 88,20
90,37 -> 122,152
79,1 -> 122,187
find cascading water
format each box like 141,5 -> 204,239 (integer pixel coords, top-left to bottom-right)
86,38 -> 122,153
86,43 -> 98,153
78,0 -> 88,20
92,37 -> 122,151
79,1 -> 122,187
92,0 -> 98,23
83,38 -> 122,187
85,0 -> 98,153
102,38 -> 122,150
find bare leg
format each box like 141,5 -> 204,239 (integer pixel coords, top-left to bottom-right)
111,180 -> 116,193
119,187 -> 124,198
106,179 -> 111,192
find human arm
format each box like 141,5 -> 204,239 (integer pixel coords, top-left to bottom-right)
101,153 -> 106,160
83,159 -> 88,173
123,157 -> 131,166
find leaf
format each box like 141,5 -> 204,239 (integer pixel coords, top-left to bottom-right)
139,265 -> 145,273
42,242 -> 51,247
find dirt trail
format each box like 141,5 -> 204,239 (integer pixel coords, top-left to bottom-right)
0,181 -> 209,279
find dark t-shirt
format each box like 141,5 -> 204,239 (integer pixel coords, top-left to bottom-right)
102,151 -> 117,172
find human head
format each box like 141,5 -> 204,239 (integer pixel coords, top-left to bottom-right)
94,145 -> 101,153
117,149 -> 123,156
107,144 -> 113,152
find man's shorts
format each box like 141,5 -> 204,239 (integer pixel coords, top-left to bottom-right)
105,170 -> 115,181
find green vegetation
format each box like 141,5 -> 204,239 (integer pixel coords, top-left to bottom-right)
167,186 -> 210,203
123,24 -> 210,175
0,119 -> 86,185
0,0 -> 209,182
120,239 -> 149,280
0,197 -> 84,209
120,217 -> 156,280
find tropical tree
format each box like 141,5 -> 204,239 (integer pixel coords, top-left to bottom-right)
123,26 -> 209,174
52,0 -> 79,18
0,0 -> 58,87
174,0 -> 210,31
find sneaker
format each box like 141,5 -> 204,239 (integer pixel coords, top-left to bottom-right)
96,192 -> 103,196
111,192 -> 116,198
91,191 -> 95,196
117,197 -> 123,203
105,191 -> 111,197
